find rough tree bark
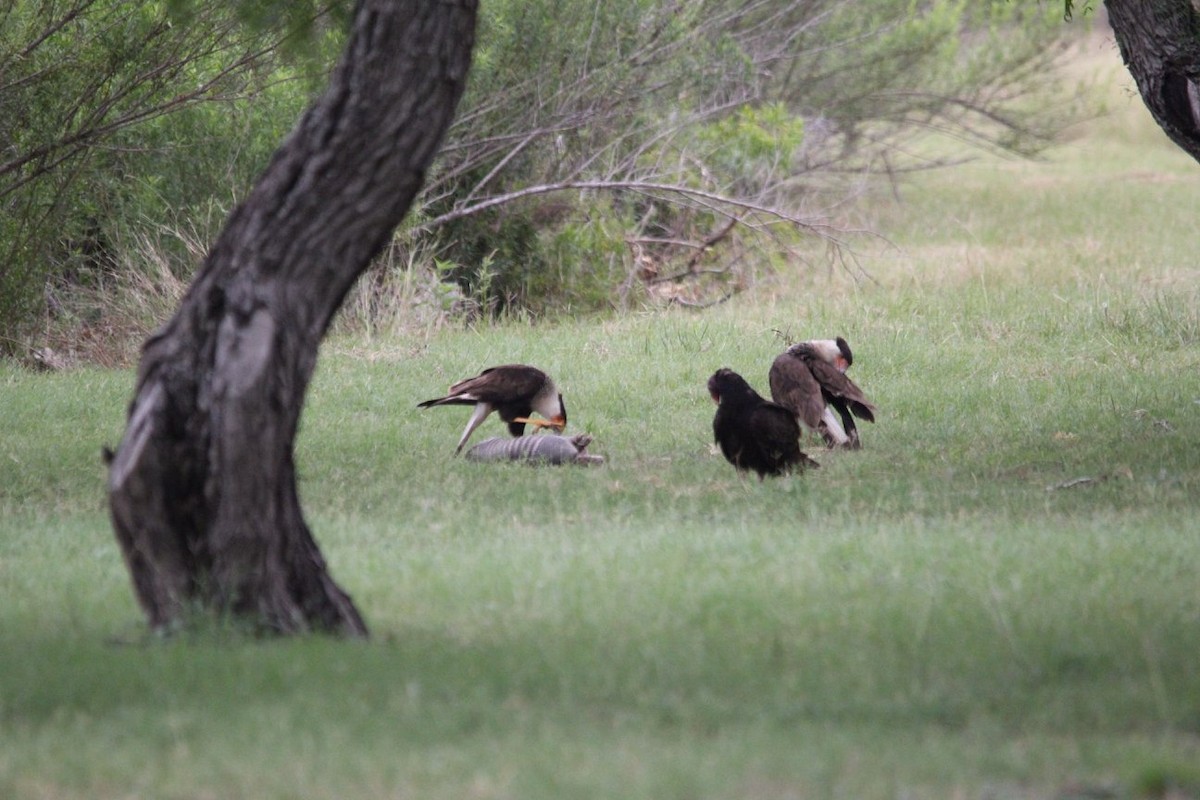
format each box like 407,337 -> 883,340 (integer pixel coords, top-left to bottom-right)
106,0 -> 478,637
1106,0 -> 1200,165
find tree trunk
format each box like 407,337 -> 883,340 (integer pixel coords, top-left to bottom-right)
106,0 -> 477,636
1106,0 -> 1200,164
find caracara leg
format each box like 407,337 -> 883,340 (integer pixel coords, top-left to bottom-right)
455,402 -> 494,453
832,401 -> 861,449
817,406 -> 850,448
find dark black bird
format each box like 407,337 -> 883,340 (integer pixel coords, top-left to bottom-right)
418,364 -> 567,453
769,337 -> 876,449
708,368 -> 819,478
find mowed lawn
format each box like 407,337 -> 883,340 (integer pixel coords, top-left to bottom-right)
2,36 -> 1200,800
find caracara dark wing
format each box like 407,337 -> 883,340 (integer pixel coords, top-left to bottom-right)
768,352 -> 827,434
806,357 -> 876,421
770,337 -> 876,449
708,368 -> 818,478
418,364 -> 567,453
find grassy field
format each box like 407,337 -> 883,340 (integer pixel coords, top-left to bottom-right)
3,35 -> 1200,800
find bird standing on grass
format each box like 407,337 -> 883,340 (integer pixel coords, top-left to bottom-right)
769,336 -> 876,449
418,364 -> 567,453
708,367 -> 819,478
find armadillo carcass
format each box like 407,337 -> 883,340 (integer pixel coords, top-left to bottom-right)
465,433 -> 604,466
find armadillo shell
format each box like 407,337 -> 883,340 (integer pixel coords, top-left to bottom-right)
465,433 -> 603,465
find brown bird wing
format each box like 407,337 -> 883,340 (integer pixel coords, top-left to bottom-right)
806,360 -> 877,422
448,364 -> 547,405
768,353 -> 827,430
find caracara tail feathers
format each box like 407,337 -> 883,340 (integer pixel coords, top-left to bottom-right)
417,392 -> 479,408
803,358 -> 877,421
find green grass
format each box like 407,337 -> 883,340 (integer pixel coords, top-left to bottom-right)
4,39 -> 1200,800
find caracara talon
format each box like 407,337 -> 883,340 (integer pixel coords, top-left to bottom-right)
513,416 -> 566,433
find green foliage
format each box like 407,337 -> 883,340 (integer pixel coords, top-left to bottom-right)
0,0 -> 1081,351
431,207 -> 548,315
539,207 -> 630,311
430,195 -> 631,316
108,70 -> 316,262
420,0 -> 718,314
0,216 -> 44,346
746,0 -> 1068,159
694,103 -> 807,194
1063,0 -> 1097,21
415,0 -> 1075,320
709,104 -> 807,170
0,0 -> 338,351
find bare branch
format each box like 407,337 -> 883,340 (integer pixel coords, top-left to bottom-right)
420,179 -> 837,238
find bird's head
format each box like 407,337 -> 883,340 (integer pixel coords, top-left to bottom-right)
516,393 -> 567,433
801,338 -> 853,373
549,393 -> 567,432
707,368 -> 752,404
835,336 -> 853,371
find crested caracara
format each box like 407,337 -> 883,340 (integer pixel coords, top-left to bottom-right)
769,337 -> 876,449
418,364 -> 566,453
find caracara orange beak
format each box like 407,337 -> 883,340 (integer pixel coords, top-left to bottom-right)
835,356 -> 850,373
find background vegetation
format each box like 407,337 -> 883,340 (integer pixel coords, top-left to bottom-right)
2,0 -> 1071,361
2,21 -> 1200,798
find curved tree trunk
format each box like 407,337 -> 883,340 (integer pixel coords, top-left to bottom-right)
107,0 -> 477,636
1106,0 -> 1200,164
